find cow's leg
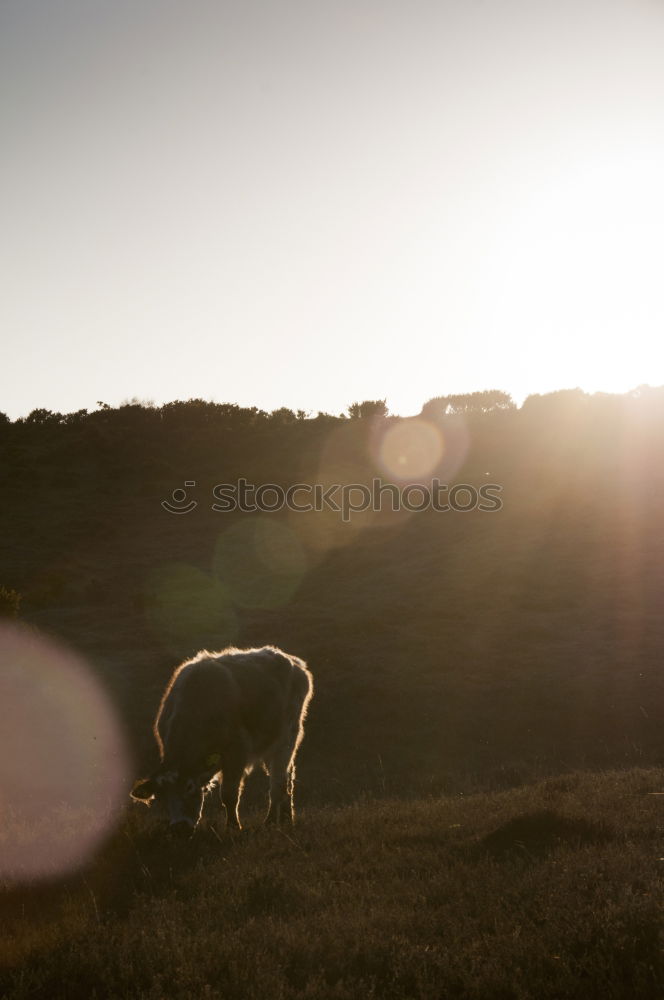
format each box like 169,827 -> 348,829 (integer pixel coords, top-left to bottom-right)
219,753 -> 247,831
265,726 -> 300,827
265,765 -> 293,827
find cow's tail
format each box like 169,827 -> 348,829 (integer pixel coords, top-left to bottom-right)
288,654 -> 313,731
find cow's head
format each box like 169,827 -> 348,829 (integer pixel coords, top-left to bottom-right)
130,760 -> 219,833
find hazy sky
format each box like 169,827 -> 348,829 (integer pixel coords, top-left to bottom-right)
2,0 -> 663,419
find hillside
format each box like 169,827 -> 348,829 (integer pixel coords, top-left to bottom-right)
1,391 -> 663,799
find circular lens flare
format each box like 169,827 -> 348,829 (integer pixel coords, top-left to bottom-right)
144,563 -> 238,649
377,418 -> 445,481
213,518 -> 307,609
0,623 -> 129,883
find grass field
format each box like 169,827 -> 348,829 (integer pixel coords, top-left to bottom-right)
3,768 -> 664,999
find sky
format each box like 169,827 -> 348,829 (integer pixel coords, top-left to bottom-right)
1,0 -> 663,420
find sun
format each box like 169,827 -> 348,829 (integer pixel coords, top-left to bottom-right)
468,149 -> 664,399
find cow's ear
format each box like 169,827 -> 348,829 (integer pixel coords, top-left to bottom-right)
131,777 -> 156,802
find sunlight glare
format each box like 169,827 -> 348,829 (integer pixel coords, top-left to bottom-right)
144,563 -> 238,649
377,418 -> 445,482
475,151 -> 664,396
0,623 -> 129,883
213,518 -> 307,608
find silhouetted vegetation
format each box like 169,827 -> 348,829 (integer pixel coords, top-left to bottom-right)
0,586 -> 21,619
347,398 -> 389,419
421,388 -> 516,418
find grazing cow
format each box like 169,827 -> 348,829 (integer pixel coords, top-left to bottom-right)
131,645 -> 313,832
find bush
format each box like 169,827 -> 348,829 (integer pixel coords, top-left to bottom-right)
0,585 -> 22,618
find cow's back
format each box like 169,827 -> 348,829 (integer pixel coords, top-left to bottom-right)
156,646 -> 311,767
223,646 -> 311,754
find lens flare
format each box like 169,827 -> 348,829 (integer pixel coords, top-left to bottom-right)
377,418 -> 445,481
144,563 -> 239,649
213,518 -> 307,609
0,623 -> 129,883
290,422 -> 377,552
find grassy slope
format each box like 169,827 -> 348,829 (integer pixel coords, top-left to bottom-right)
6,462 -> 664,804
2,405 -> 664,799
3,768 -> 664,999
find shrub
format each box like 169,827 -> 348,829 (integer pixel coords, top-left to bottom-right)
0,585 -> 22,618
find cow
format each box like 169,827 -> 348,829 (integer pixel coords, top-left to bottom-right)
130,645 -> 313,833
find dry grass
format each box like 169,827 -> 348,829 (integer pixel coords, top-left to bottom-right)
2,768 -> 664,999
